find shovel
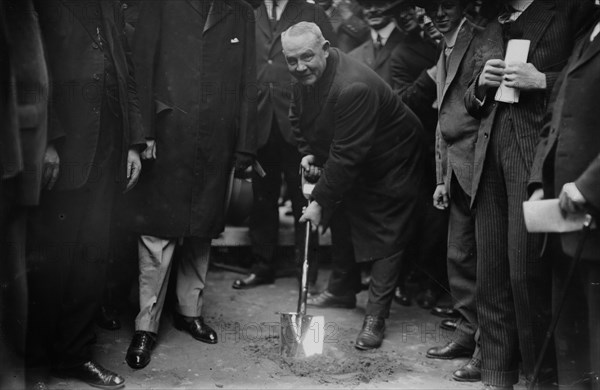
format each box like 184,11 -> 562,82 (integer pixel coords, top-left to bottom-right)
279,173 -> 325,358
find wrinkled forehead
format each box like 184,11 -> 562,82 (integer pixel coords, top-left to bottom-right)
282,32 -> 321,53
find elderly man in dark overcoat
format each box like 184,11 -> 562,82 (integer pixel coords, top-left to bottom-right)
464,0 -> 597,388
528,14 -> 600,388
26,0 -> 144,388
0,0 -> 47,387
283,21 -> 424,351
125,0 -> 257,370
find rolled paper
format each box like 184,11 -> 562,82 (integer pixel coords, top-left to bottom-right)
495,39 -> 531,104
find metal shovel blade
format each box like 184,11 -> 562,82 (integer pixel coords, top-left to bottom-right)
280,312 -> 325,358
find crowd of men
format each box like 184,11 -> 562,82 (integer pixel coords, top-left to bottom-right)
1,0 -> 599,390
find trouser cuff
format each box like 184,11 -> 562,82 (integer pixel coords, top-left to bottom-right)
135,318 -> 161,334
482,368 -> 519,387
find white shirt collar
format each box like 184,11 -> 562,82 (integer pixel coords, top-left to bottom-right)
264,0 -> 289,20
370,22 -> 397,47
507,0 -> 534,21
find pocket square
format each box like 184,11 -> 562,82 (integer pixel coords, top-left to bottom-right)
230,37 -> 240,43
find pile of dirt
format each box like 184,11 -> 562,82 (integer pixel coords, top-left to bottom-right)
243,327 -> 405,386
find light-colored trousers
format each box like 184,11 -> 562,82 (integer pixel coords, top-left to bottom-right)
135,235 -> 211,333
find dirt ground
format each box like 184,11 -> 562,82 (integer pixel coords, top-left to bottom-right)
43,264 -> 531,390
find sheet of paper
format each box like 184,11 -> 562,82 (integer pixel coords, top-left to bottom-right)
523,199 -> 595,233
495,39 -> 531,104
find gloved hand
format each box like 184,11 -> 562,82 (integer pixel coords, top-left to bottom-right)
234,152 -> 255,176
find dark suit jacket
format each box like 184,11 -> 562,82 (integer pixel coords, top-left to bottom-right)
34,0 -> 145,191
130,0 -> 257,238
348,27 -> 404,86
290,48 -> 423,261
390,29 -> 439,151
436,21 -> 483,196
464,0 -> 597,206
0,0 -> 48,206
529,28 -> 600,259
255,0 -> 336,149
326,4 -> 369,53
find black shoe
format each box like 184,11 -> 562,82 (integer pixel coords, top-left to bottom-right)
231,273 -> 274,289
52,361 -> 125,389
96,305 -> 121,330
440,318 -> 458,331
416,288 -> 439,309
306,291 -> 356,309
453,357 -> 482,382
173,313 -> 218,344
426,341 -> 474,360
126,331 -> 157,369
430,305 -> 459,318
355,315 -> 385,350
393,285 -> 411,306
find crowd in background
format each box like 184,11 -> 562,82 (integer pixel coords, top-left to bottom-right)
1,1 -> 599,390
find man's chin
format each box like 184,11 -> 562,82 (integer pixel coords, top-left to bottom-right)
298,75 -> 317,86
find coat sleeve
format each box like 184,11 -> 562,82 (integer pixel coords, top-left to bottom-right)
435,123 -> 447,186
235,3 -> 257,158
390,46 -> 436,112
289,86 -> 314,159
311,82 -> 377,217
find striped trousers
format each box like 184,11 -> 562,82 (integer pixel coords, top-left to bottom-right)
475,118 -> 555,387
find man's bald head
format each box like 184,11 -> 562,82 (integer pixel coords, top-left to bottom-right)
281,22 -> 330,86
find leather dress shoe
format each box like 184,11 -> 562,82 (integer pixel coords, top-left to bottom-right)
52,360 -> 124,389
96,305 -> 120,330
126,331 -> 156,369
393,286 -> 411,306
355,315 -> 385,350
306,291 -> 356,309
453,357 -> 482,382
173,313 -> 218,344
232,273 -> 274,289
440,318 -> 458,331
416,288 -> 438,309
430,305 -> 459,318
426,341 -> 474,360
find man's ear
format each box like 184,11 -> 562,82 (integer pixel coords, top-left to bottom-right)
322,40 -> 330,52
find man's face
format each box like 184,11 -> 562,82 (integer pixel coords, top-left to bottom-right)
282,33 -> 329,86
425,0 -> 464,35
362,2 -> 394,30
395,6 -> 419,33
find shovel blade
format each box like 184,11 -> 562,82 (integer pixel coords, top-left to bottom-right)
280,312 -> 325,358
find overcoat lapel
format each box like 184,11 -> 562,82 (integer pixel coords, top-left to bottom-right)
568,32 -> 600,74
256,3 -> 272,40
203,1 -> 232,35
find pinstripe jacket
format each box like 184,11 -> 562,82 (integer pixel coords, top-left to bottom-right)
464,0 -> 597,206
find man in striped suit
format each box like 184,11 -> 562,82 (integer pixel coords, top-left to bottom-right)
464,0 -> 597,389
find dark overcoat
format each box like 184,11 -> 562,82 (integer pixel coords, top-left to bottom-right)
291,48 -> 424,262
129,0 -> 257,238
529,31 -> 600,259
34,0 -> 145,191
255,0 -> 335,149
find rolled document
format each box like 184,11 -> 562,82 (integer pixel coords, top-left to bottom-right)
495,39 -> 530,104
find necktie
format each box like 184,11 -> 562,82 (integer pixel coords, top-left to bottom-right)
374,34 -> 382,53
271,0 -> 277,20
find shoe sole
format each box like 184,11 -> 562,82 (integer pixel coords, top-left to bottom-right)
425,353 -> 472,360
451,374 -> 481,382
439,325 -> 457,331
52,374 -> 125,390
354,343 -> 381,351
